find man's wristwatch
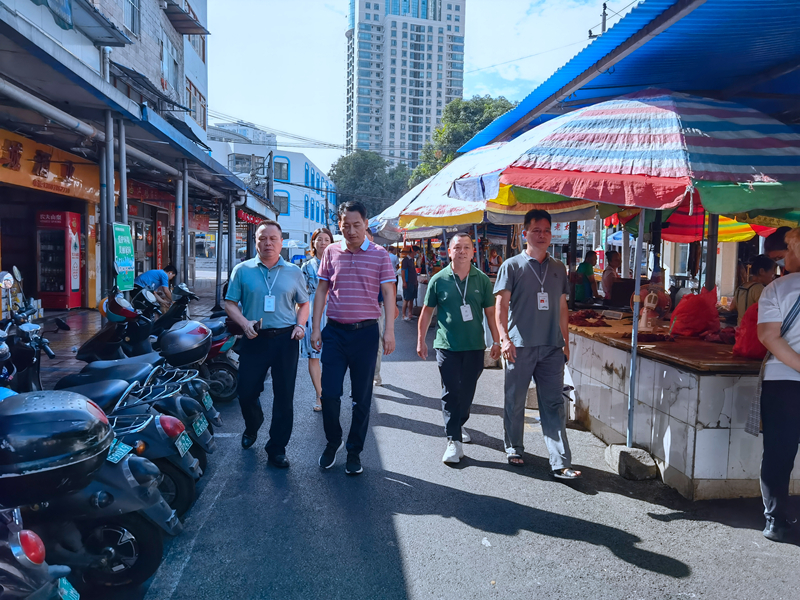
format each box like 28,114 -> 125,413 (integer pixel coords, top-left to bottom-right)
492,342 -> 501,347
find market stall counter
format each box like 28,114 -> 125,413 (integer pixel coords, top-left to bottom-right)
566,315 -> 787,501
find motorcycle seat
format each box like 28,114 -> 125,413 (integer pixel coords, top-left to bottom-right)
55,363 -> 154,390
200,317 -> 226,337
60,380 -> 130,413
81,352 -> 165,372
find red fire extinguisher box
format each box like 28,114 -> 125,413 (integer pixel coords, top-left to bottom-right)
36,211 -> 82,310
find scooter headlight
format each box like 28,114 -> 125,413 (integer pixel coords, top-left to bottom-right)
90,490 -> 115,509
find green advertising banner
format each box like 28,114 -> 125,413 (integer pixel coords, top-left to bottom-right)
113,223 -> 135,292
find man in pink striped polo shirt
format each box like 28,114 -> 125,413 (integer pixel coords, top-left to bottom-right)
311,201 -> 396,475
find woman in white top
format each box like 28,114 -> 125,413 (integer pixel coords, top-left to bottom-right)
756,227 -> 800,542
301,227 -> 333,411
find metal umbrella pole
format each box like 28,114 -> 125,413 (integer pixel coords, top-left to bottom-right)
626,209 -> 647,448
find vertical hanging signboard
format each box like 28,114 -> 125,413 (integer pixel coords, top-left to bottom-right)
113,223 -> 135,291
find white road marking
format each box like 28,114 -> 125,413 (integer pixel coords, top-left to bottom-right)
144,440 -> 235,600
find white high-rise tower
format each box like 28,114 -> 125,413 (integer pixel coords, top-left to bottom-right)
345,0 -> 466,170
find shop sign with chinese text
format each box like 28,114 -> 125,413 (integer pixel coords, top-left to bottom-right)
113,223 -> 135,291
0,129 -> 99,203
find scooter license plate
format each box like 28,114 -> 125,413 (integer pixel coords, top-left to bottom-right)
202,393 -> 213,411
193,413 -> 209,437
174,431 -> 193,457
58,577 -> 80,599
228,349 -> 240,369
106,439 -> 133,464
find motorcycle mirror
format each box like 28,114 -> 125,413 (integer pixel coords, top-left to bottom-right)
54,318 -> 70,331
143,290 -> 158,305
0,272 -> 13,289
11,266 -> 21,283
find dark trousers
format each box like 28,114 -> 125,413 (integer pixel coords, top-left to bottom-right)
237,331 -> 299,456
320,323 -> 379,454
760,379 -> 800,524
436,349 -> 484,442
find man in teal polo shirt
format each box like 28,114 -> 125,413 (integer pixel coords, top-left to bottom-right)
417,233 -> 501,464
226,219 -> 309,468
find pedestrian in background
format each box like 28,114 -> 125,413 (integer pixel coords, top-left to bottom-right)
225,220 -> 309,469
301,227 -> 333,411
417,233 -> 501,464
601,250 -> 621,299
401,246 -> 419,321
312,201 -> 396,475
732,254 -> 776,326
494,209 -> 581,479
574,250 -> 598,303
755,227 -> 800,542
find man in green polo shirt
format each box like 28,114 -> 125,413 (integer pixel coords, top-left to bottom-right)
417,233 -> 501,464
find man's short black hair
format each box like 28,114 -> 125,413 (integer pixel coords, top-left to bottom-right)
751,254 -> 776,276
523,209 -> 552,229
765,226 -> 791,253
164,264 -> 177,275
585,250 -> 597,259
338,201 -> 367,220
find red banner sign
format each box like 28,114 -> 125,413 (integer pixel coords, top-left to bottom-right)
237,209 -> 261,225
156,222 -> 163,269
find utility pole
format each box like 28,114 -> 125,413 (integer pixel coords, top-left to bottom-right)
589,3 -> 608,38
267,151 -> 274,212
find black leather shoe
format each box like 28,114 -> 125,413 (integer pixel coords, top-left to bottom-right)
241,433 -> 258,449
268,454 -> 290,468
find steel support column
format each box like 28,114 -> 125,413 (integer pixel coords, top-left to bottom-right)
99,146 -> 108,305
174,178 -> 184,283
118,119 -> 128,225
182,160 -> 190,286
213,198 -> 225,312
104,111 -> 115,293
228,196 -> 237,279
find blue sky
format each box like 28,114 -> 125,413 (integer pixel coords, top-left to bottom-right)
207,0 -> 637,173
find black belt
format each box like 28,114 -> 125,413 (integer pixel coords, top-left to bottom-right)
257,325 -> 295,338
328,319 -> 378,331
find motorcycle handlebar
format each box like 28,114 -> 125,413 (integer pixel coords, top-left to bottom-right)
41,340 -> 55,359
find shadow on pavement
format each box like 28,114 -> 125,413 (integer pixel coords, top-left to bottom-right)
380,470 -> 691,579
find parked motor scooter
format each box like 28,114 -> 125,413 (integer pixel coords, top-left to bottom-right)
0,390 -> 182,591
74,287 -> 223,427
132,287 -> 240,403
0,297 -> 214,492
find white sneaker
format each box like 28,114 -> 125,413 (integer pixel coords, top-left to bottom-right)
373,376 -> 382,386
442,441 -> 462,464
461,428 -> 471,443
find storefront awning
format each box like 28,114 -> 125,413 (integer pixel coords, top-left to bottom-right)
462,0 -> 800,151
162,0 -> 210,35
72,0 -> 132,47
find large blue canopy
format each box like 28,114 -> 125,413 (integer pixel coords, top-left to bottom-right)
461,0 -> 800,152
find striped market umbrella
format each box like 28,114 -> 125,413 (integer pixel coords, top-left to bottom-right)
449,89 -> 800,215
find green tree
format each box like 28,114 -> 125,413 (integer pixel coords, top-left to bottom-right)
328,150 -> 411,218
409,95 -> 516,186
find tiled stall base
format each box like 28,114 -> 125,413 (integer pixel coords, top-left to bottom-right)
570,332 -> 780,500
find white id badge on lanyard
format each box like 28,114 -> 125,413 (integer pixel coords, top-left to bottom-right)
260,266 -> 281,314
460,304 -> 474,321
537,292 -> 549,311
452,270 -> 473,321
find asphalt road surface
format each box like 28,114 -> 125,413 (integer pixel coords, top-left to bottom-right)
94,316 -> 799,600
